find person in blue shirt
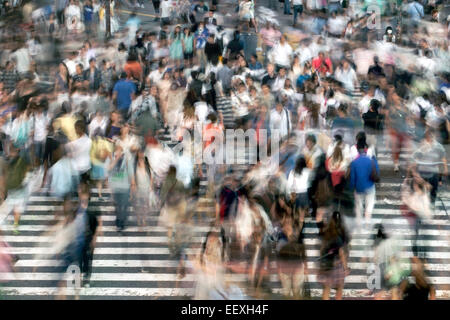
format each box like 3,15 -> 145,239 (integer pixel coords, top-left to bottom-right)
113,72 -> 137,121
331,104 -> 357,145
406,0 -> 424,23
83,0 -> 94,35
248,54 -> 262,70
349,140 -> 380,230
194,22 -> 209,69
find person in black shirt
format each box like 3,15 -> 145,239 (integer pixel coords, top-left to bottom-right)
204,34 -> 221,64
367,56 -> 385,80
261,63 -> 276,89
226,31 -> 244,60
71,63 -> 85,90
363,99 -> 384,134
188,70 -> 203,100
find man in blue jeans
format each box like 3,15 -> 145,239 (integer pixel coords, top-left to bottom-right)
412,129 -> 448,206
292,0 -> 303,26
108,145 -> 136,232
284,0 -> 292,15
113,72 -> 136,121
349,140 -> 380,230
328,0 -> 341,14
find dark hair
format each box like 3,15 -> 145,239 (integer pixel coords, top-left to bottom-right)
370,99 -> 381,112
331,135 -> 343,163
200,228 -> 227,265
75,119 -> 86,134
61,101 -> 71,114
356,139 -> 367,152
356,131 -> 367,147
338,104 -> 347,114
118,42 -> 126,51
294,156 -> 307,175
207,113 -> 217,123
306,133 -> 316,145
309,103 -> 320,128
167,165 -> 177,176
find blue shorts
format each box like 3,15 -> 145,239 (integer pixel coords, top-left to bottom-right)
295,192 -> 309,209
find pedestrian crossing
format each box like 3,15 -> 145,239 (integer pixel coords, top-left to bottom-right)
0,138 -> 449,300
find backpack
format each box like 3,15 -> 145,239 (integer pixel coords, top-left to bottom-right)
370,157 -> 380,183
314,176 -> 334,206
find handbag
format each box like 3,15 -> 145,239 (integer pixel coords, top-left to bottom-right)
369,158 -> 380,183
300,275 -> 311,299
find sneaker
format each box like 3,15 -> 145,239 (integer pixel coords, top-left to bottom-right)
13,223 -> 19,235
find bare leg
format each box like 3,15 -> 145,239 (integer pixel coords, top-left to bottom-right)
336,285 -> 344,300
298,208 -> 305,231
97,181 -> 102,198
322,285 -> 331,300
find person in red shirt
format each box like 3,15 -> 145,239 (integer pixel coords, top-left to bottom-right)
203,112 -> 224,149
312,52 -> 333,77
124,55 -> 143,83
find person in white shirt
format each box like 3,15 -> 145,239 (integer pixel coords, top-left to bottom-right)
88,111 -> 109,137
26,37 -> 43,62
269,34 -> 293,70
350,131 -> 375,161
160,0 -> 172,25
194,100 -> 211,124
31,104 -> 49,167
148,61 -> 167,85
327,11 -> 348,37
294,41 -> 313,66
287,156 -> 311,230
327,133 -> 350,156
358,86 -> 386,115
82,41 -> 96,70
270,102 -> 292,140
63,51 -> 81,77
231,82 -> 251,126
10,46 -> 31,76
65,0 -> 82,28
334,59 -> 358,92
272,67 -> 288,93
66,120 -> 92,182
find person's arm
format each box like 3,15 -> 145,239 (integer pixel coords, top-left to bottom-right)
108,153 -> 120,171
349,162 -> 356,191
215,199 -> 221,224
441,154 -> 448,184
112,86 -> 118,102
128,158 -> 136,195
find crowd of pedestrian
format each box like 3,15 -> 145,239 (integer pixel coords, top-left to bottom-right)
0,0 -> 448,299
